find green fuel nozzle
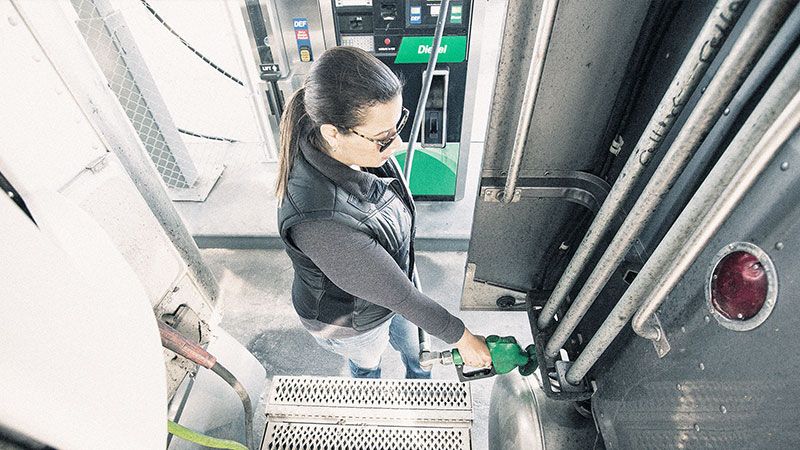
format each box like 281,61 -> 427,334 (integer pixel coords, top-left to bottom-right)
420,335 -> 537,382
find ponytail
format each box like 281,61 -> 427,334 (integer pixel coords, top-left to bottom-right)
275,47 -> 403,204
275,87 -> 308,204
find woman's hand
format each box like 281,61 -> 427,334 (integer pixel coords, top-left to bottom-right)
454,328 -> 493,368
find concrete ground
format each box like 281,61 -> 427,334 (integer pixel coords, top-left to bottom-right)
202,247 -> 533,450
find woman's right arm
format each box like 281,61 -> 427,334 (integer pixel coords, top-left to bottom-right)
290,219 -> 490,369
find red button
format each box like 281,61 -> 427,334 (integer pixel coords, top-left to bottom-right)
384,38 -> 391,45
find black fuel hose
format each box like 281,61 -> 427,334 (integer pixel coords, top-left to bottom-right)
158,321 -> 255,450
211,362 -> 255,450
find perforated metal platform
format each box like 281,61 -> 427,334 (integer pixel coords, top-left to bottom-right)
263,422 -> 471,450
262,376 -> 473,450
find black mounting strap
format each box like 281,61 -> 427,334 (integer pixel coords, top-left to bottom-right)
0,170 -> 35,225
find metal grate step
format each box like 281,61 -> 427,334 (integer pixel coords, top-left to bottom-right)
270,376 -> 471,408
264,422 -> 471,450
262,376 -> 473,450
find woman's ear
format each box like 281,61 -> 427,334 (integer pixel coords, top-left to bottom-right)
319,124 -> 340,152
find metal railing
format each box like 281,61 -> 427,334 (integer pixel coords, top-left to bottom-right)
567,42 -> 800,384
545,0 -> 793,362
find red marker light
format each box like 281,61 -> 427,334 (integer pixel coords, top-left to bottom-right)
384,38 -> 391,45
710,251 -> 767,320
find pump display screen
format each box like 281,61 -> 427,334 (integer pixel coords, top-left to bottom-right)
331,0 -> 473,200
332,0 -> 470,57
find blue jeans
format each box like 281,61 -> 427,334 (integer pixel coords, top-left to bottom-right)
313,315 -> 432,379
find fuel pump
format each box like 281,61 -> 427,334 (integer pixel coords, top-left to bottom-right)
331,0 -> 475,200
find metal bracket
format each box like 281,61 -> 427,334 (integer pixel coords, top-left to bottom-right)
555,361 -> 589,393
85,153 -> 109,174
527,306 -> 593,401
647,313 -> 671,358
481,186 -> 521,203
479,170 -> 611,213
461,262 -> 528,311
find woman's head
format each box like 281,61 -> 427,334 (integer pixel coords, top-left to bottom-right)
276,47 -> 405,200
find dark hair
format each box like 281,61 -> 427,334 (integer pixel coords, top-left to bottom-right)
275,46 -> 403,201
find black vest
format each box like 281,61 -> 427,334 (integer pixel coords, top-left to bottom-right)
278,140 -> 416,331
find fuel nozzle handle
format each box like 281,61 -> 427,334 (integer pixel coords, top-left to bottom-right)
451,347 -> 496,381
450,335 -> 538,382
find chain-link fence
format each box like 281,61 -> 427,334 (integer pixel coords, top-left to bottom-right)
70,0 -> 274,199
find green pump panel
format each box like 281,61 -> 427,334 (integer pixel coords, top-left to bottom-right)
330,0 -> 474,200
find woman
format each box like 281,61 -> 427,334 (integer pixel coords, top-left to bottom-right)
276,46 -> 491,379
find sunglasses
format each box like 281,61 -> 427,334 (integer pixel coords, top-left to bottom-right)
347,107 -> 410,152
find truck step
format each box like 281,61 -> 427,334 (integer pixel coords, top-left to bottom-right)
262,376 -> 473,449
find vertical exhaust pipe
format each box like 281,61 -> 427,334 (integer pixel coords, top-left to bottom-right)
545,0 -> 793,360
567,40 -> 800,385
537,0 -> 748,331
501,0 -> 559,203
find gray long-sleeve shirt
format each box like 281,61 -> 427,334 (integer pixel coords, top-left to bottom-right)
289,220 -> 466,344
